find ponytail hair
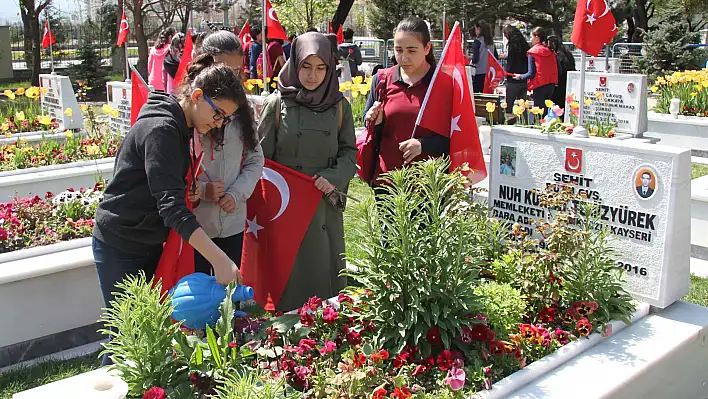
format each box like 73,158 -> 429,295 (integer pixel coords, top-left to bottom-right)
179,53 -> 258,152
395,17 -> 436,68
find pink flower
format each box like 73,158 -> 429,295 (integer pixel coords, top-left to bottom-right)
0,227 -> 7,241
298,305 -> 314,326
298,338 -> 317,355
553,105 -> 564,116
143,387 -> 166,399
307,296 -> 322,311
444,366 -> 466,391
337,293 -> 353,304
319,339 -> 337,355
322,306 -> 339,324
294,365 -> 312,380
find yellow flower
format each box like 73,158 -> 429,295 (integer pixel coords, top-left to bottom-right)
65,131 -> 74,139
86,144 -> 101,156
531,106 -> 543,115
102,104 -> 114,114
352,91 -> 360,98
80,104 -> 89,112
651,86 -> 658,93
1,123 -> 8,131
584,97 -> 593,105
3,90 -> 15,100
109,109 -> 119,118
246,83 -> 255,91
691,92 -> 697,97
64,108 -> 73,117
25,87 -> 40,99
270,82 -> 276,88
352,76 -> 363,85
20,137 -> 27,145
15,111 -> 25,121
512,105 -> 523,115
255,79 -> 264,88
39,115 -> 52,125
702,81 -> 708,88
272,76 -> 278,82
544,99 -> 554,108
485,102 -> 496,113
501,102 -> 508,109
41,87 -> 48,95
594,91 -> 604,100
15,88 -> 25,96
570,101 -> 580,110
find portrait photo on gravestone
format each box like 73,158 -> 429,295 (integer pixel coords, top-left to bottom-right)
500,145 -> 517,176
634,165 -> 658,200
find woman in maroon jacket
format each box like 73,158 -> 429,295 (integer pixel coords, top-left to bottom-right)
511,27 -> 558,115
362,17 -> 449,190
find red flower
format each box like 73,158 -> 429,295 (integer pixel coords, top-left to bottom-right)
0,227 -> 7,241
346,330 -> 361,346
337,293 -> 353,304
143,387 -> 166,399
426,326 -> 442,346
519,324 -> 538,341
554,328 -> 570,345
562,309 -> 577,324
436,350 -> 454,371
363,320 -> 377,333
378,349 -> 389,360
390,386 -> 412,399
299,305 -> 315,326
489,340 -> 505,357
298,338 -> 317,355
372,387 -> 387,399
470,324 -> 495,342
353,353 -> 367,368
538,306 -> 557,323
307,296 -> 322,311
576,318 -> 592,337
44,191 -> 53,200
322,306 -> 339,324
393,352 -> 410,368
228,341 -> 237,348
189,373 -> 198,386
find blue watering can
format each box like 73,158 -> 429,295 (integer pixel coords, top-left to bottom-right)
169,273 -> 254,330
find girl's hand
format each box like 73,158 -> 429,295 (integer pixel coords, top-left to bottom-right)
188,184 -> 202,203
365,101 -> 384,126
206,181 -> 225,202
217,195 -> 237,213
513,74 -> 521,80
313,175 -> 335,194
399,139 -> 422,164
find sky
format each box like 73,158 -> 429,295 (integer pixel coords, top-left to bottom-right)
0,0 -> 80,24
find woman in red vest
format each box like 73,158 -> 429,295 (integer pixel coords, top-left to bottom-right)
362,17 -> 449,190
511,27 -> 558,116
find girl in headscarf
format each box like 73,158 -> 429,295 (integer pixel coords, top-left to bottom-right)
257,32 -> 357,312
163,32 -> 185,94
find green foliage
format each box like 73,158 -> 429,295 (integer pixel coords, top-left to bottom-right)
214,369 -> 300,399
474,282 -> 527,338
67,40 -> 107,90
98,272 -> 192,398
636,10 -> 708,79
271,0 -> 337,34
344,158 -> 485,354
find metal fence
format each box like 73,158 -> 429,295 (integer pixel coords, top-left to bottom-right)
611,43 -> 646,74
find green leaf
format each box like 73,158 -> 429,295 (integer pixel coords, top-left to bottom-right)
362,343 -> 373,356
206,326 -> 222,368
194,345 -> 203,366
271,314 -> 301,333
431,303 -> 440,325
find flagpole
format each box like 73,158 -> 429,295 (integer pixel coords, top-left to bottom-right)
125,42 -> 130,82
261,0 -> 269,95
46,10 -> 55,74
442,5 -> 446,40
129,63 -> 153,92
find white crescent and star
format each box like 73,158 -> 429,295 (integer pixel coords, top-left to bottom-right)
452,66 -> 464,104
585,0 -> 611,24
120,20 -> 128,31
488,67 -> 497,84
450,115 -> 461,137
245,167 -> 291,238
567,152 -> 580,170
268,7 -> 278,22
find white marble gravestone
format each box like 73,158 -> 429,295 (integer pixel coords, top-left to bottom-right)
105,81 -> 132,136
565,72 -> 648,136
489,126 -> 691,308
39,74 -> 83,131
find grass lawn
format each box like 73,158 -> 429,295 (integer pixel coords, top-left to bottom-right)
683,275 -> 708,307
693,163 -> 708,179
0,353 -> 101,399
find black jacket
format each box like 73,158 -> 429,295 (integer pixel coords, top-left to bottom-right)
93,92 -> 200,254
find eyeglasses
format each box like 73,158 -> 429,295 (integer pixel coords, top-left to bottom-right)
203,94 -> 233,124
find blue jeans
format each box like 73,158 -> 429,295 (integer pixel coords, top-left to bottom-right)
92,236 -> 163,365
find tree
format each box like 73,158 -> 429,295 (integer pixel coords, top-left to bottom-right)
175,0 -> 211,33
18,0 -> 51,86
124,0 -> 178,79
272,0 -> 337,34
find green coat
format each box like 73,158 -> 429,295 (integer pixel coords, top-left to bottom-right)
258,93 -> 357,312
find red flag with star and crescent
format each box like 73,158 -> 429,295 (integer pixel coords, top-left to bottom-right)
117,10 -> 129,47
484,50 -> 505,94
241,159 -> 322,308
264,0 -> 287,40
570,0 -> 617,57
41,20 -> 56,49
414,22 -> 487,185
173,32 -> 194,90
238,20 -> 252,49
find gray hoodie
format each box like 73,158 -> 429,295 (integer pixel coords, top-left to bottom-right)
193,121 -> 264,238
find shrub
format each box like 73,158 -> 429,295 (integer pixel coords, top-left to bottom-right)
474,282 -> 527,338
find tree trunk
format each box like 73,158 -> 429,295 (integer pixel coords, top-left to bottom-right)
134,6 -> 149,80
625,16 -> 635,42
30,16 -> 41,85
180,4 -> 192,33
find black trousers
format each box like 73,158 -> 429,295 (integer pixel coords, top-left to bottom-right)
505,80 -> 528,107
194,232 -> 244,275
472,74 -> 486,93
532,83 -> 556,116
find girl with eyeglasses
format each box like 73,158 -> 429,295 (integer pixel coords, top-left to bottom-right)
92,55 -> 245,338
190,30 -> 264,276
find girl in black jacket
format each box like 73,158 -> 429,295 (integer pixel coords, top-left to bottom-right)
93,55 -> 245,355
503,24 -> 530,108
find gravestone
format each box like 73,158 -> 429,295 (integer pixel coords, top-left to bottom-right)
39,74 -> 83,131
573,56 -> 619,73
565,72 -> 648,136
105,81 -> 132,136
488,126 -> 691,308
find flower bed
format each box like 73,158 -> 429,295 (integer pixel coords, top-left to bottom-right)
650,68 -> 708,117
0,185 -> 103,254
2,87 -> 57,134
101,159 -> 638,399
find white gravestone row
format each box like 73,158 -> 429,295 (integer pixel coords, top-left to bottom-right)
39,74 -> 83,131
572,57 -> 619,74
565,72 -> 648,136
488,126 -> 691,308
105,81 -> 132,136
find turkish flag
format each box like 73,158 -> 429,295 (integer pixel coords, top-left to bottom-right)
414,22 -> 487,185
130,70 -> 149,126
565,148 -> 583,173
570,0 -> 617,57
173,32 -> 194,90
238,20 -> 252,48
41,20 -> 56,49
241,159 -> 322,308
154,151 -> 204,294
117,11 -> 129,47
264,0 -> 287,40
484,50 -> 505,94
